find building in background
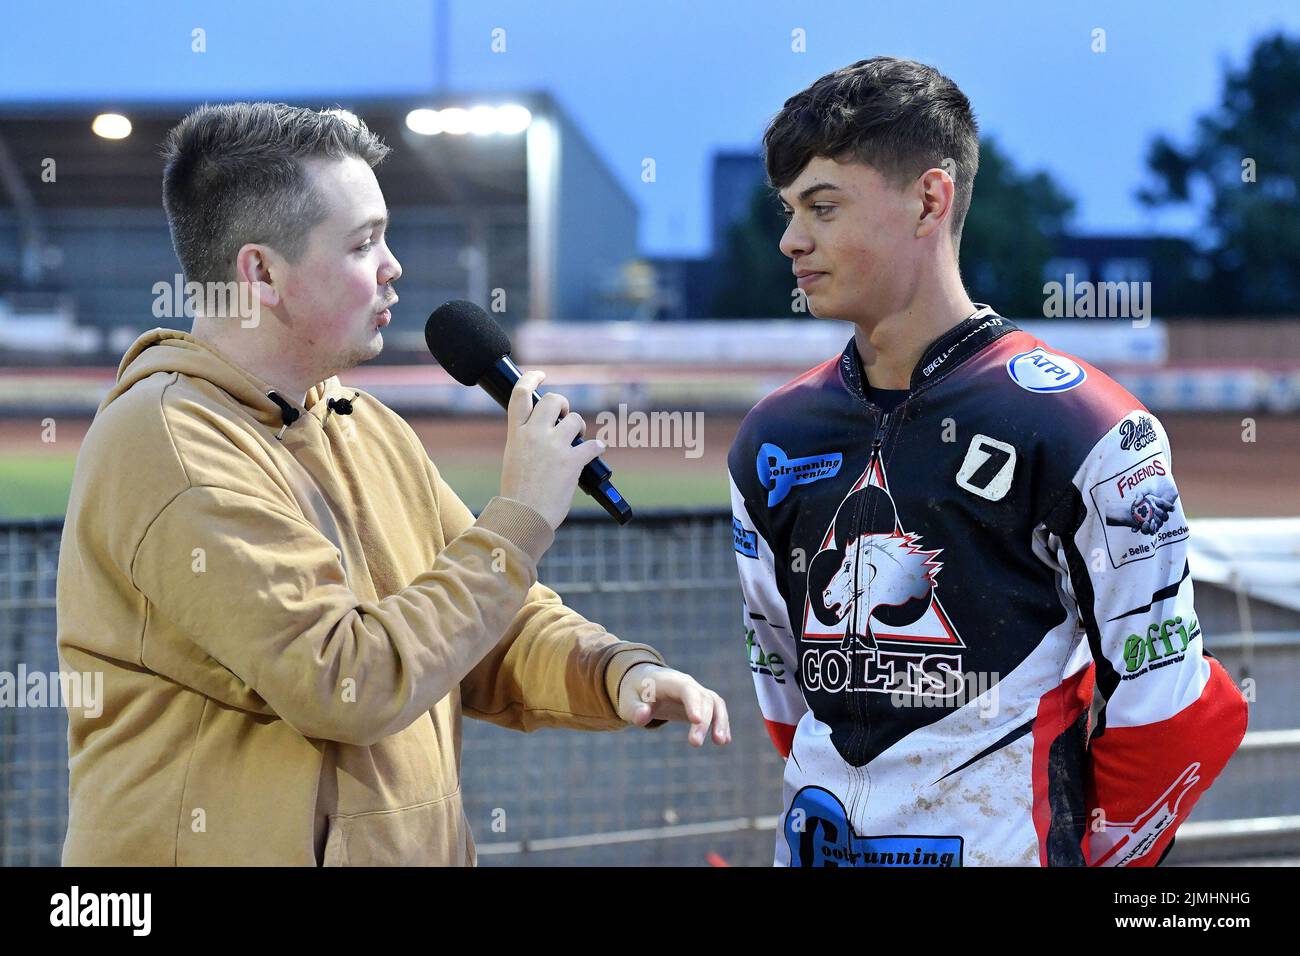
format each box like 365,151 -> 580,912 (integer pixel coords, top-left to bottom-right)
1043,234 -> 1202,293
650,150 -> 1205,321
0,93 -> 641,360
709,151 -> 767,257
647,151 -> 765,320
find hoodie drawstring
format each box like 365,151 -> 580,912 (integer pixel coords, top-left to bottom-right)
268,388 -> 360,439
266,391 -> 300,441
322,391 -> 361,430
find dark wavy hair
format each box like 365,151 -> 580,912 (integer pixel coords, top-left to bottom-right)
161,102 -> 390,286
764,57 -> 980,251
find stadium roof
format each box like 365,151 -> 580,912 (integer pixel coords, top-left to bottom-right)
0,94 -> 545,210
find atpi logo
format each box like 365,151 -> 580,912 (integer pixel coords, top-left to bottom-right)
757,443 -> 843,507
1006,347 -> 1087,393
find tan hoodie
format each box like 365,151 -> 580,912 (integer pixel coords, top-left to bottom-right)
56,328 -> 665,866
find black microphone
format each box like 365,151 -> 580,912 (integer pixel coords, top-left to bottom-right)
425,300 -> 633,526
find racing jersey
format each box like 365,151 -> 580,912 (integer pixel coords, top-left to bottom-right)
728,306 -> 1249,867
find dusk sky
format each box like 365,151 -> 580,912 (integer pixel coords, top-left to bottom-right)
3,0 -> 1298,256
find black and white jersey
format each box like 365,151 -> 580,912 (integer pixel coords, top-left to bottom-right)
728,307 -> 1249,867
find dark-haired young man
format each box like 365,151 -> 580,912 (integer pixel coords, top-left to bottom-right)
57,103 -> 729,866
728,58 -> 1248,867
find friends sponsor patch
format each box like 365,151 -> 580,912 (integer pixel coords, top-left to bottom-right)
1089,451 -> 1189,568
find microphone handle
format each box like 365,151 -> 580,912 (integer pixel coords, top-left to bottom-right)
479,357 -> 633,526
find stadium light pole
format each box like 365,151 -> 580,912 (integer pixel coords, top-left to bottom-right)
0,131 -> 47,286
526,107 -> 559,323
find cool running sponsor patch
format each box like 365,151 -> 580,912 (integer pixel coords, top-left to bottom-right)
756,442 -> 843,507
785,786 -> 963,867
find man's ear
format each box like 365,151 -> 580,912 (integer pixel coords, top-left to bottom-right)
235,243 -> 281,311
914,167 -> 955,240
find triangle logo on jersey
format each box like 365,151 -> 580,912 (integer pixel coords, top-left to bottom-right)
803,456 -> 965,655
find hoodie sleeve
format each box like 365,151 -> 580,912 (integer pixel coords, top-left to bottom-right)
424,459 -> 666,732
130,482 -> 572,747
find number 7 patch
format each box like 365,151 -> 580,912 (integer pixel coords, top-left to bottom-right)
956,434 -> 1017,501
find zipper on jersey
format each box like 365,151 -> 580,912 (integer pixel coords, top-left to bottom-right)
844,407 -> 891,653
840,405 -> 892,771
870,410 -> 891,469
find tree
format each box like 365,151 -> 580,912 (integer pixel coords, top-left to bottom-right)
959,135 -> 1075,316
710,136 -> 1075,318
711,182 -> 795,317
1139,31 -> 1300,315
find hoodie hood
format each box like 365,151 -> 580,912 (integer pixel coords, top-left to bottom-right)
106,328 -> 342,432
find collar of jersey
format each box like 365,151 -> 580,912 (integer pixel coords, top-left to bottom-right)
838,304 -> 1019,402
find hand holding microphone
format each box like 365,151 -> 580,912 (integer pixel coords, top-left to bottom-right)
500,369 -> 607,530
425,300 -> 633,526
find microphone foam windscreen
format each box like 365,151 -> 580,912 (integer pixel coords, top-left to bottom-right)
424,300 -> 513,386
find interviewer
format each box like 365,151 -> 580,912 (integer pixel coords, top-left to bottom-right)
55,102 -> 729,866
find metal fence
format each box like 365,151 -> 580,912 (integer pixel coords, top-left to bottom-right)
2,513 -> 1297,866
0,519 -> 64,865
0,511 -> 786,867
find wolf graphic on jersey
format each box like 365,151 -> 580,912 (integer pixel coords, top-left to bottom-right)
802,456 -> 966,708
